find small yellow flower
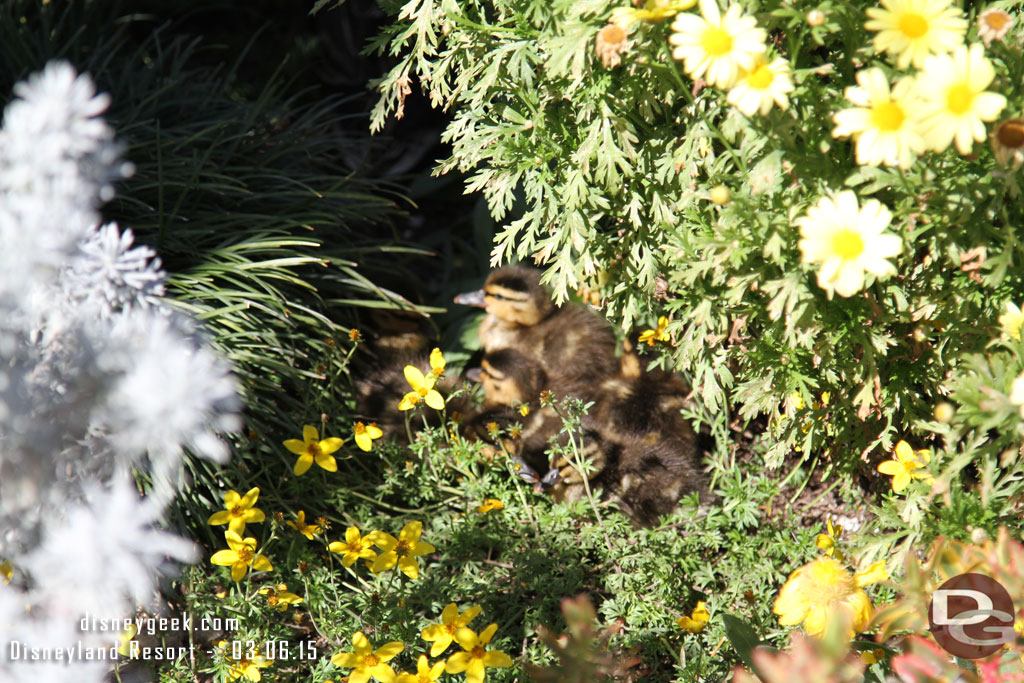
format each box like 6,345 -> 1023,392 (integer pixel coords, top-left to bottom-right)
860,648 -> 886,665
638,316 -> 670,346
0,559 -> 12,584
519,403 -> 530,417
477,499 -> 505,514
349,329 -> 363,342
991,119 -> 1024,170
978,8 -> 1014,47
285,511 -> 322,540
877,440 -> 934,492
815,517 -> 845,560
331,631 -> 404,683
773,556 -> 888,639
225,652 -> 272,682
397,655 -> 446,683
832,68 -> 926,170
210,530 -> 274,582
328,526 -> 380,567
677,601 -> 711,633
917,43 -> 1007,155
371,521 -> 436,580
354,421 -> 384,452
1000,301 -> 1024,340
727,55 -> 794,117
796,191 -> 902,298
208,487 -> 265,536
429,347 -> 446,378
259,583 -> 303,611
669,0 -> 767,90
864,0 -> 967,69
283,425 -> 343,476
445,623 -> 514,683
117,624 -> 138,658
595,23 -> 631,69
422,603 -> 484,657
611,0 -> 697,28
398,366 -> 445,411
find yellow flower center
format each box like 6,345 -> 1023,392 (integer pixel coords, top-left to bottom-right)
997,120 -> 1024,149
702,27 -> 734,57
396,540 -> 412,555
898,12 -> 928,38
471,645 -> 486,659
984,11 -> 1011,31
946,82 -> 975,116
831,228 -> 865,260
308,441 -> 322,457
601,24 -> 627,45
364,653 -> 380,667
267,595 -> 279,606
355,422 -> 366,435
870,100 -> 905,131
805,557 -> 856,603
747,64 -> 775,89
417,387 -> 429,398
238,547 -> 254,564
230,505 -> 245,517
446,621 -> 459,635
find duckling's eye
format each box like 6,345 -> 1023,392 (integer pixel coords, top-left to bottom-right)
488,292 -> 506,301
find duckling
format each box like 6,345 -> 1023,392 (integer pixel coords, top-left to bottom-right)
454,266 -> 619,394
467,348 -> 706,526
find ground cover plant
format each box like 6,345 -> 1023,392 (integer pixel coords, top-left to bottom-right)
2,0 -> 1024,682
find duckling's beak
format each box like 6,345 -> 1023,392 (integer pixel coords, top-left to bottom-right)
454,288 -> 487,308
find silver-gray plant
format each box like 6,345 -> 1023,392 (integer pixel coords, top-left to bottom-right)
0,61 -> 240,682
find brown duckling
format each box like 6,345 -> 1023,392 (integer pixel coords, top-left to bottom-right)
468,348 -> 707,526
454,265 -> 619,394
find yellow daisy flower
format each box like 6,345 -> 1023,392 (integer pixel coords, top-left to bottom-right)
210,530 -> 274,582
283,425 -> 344,476
832,68 -> 926,170
877,440 -> 933,492
445,623 -> 514,683
398,366 -> 445,411
864,0 -> 967,69
285,510 -> 322,540
726,54 -> 794,116
259,583 -> 303,611
773,556 -> 888,639
978,8 -> 1014,47
331,631 -> 403,683
1000,301 -> 1024,340
796,191 -> 902,298
638,316 -> 670,346
476,499 -> 505,514
117,624 -> 138,658
917,43 -> 1007,155
354,421 -> 384,452
611,0 -> 697,28
669,0 -> 767,89
370,521 -> 436,580
422,603 -> 483,657
328,526 -> 380,567
207,487 -> 265,536
815,517 -> 844,560
397,655 -> 446,683
677,601 -> 711,633
225,652 -> 272,682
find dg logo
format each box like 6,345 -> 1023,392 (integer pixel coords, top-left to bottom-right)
929,573 -> 1016,659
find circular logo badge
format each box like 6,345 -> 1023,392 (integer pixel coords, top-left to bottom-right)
929,573 -> 1015,659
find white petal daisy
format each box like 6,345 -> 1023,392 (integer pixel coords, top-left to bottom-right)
796,191 -> 902,298
917,43 -> 1007,155
832,68 -> 927,169
669,0 -> 767,89
727,55 -> 794,116
864,0 -> 967,69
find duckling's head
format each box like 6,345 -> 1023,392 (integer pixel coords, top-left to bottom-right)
478,348 -> 547,406
454,266 -> 554,326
